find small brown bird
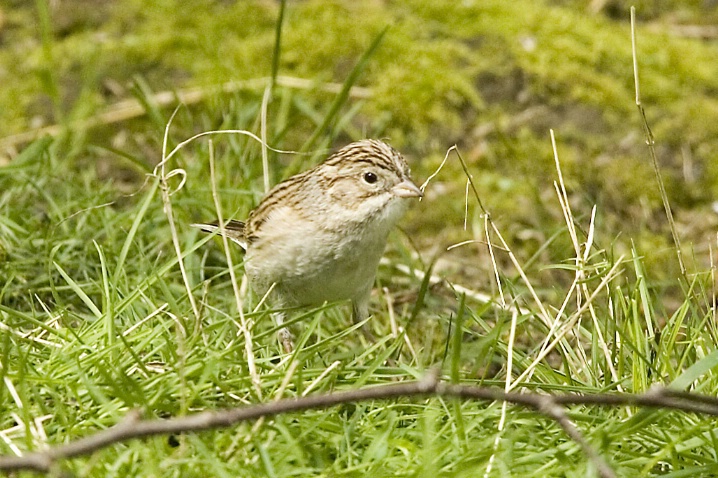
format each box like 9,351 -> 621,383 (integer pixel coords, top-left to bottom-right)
193,139 -> 422,350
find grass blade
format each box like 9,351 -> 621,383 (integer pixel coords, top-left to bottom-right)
53,262 -> 102,319
298,25 -> 389,155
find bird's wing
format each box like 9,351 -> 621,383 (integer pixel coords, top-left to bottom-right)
191,219 -> 248,250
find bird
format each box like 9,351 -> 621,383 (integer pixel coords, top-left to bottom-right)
193,139 -> 422,351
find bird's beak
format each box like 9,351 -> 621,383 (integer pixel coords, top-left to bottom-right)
392,179 -> 423,198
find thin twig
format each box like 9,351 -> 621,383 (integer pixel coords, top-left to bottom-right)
5,372 -> 718,473
534,397 -> 615,478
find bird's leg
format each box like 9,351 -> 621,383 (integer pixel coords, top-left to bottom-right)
272,311 -> 295,353
352,292 -> 377,343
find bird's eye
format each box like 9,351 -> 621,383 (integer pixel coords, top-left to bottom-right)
363,172 -> 378,184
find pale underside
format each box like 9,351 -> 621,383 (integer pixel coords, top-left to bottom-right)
244,194 -> 408,309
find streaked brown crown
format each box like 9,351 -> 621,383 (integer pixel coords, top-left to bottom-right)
322,139 -> 410,178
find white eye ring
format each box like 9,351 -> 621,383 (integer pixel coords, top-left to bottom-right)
363,172 -> 378,184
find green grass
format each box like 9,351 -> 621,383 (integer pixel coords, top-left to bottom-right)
2,0 -> 718,476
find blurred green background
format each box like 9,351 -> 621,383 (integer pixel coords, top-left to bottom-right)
2,0 -> 717,289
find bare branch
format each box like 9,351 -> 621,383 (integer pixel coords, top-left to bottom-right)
534,396 -> 615,478
2,371 -> 717,474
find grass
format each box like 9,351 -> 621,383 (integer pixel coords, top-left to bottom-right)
2,0 -> 718,476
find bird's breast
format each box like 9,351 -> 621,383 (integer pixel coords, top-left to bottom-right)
245,219 -> 390,306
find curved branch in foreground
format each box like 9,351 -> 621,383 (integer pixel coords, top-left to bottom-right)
1,371 -> 715,476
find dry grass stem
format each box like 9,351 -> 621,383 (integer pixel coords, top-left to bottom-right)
0,76 -> 372,153
261,84 -> 272,193
630,7 -> 686,276
512,258 -> 625,387
208,139 -> 262,397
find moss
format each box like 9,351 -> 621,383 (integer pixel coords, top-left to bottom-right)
1,0 -> 718,283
